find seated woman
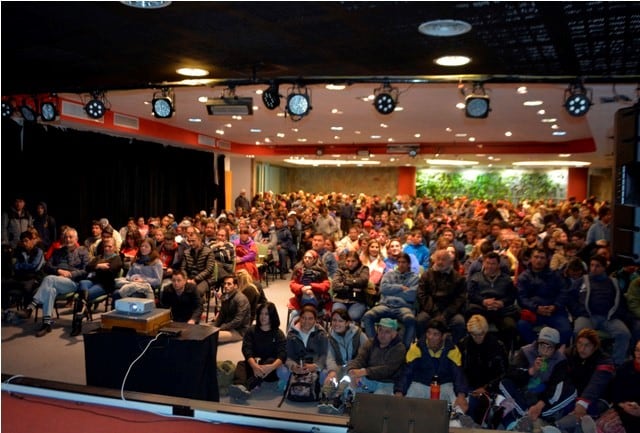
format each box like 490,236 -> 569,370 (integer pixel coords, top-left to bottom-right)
288,250 -> 331,327
330,251 -> 369,323
228,302 -> 287,402
236,268 -> 266,322
359,239 -> 386,307
234,227 -> 260,281
160,269 -> 201,324
113,238 -> 163,300
277,305 -> 329,390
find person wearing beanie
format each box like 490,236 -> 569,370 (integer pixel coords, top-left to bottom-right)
568,254 -> 632,366
395,319 -> 469,414
498,326 -> 577,431
552,328 -> 615,433
458,314 -> 509,426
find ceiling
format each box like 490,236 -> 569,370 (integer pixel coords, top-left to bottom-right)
2,1 -> 640,169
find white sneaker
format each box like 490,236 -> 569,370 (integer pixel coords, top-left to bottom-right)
228,384 -> 251,401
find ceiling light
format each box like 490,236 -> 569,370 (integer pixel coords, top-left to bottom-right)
262,83 -> 280,110
418,19 -> 472,37
285,85 -> 311,121
152,88 -> 175,118
373,82 -> 399,115
426,159 -> 479,166
325,84 -> 346,90
435,55 -> 471,66
464,83 -> 490,118
120,1 -> 172,9
513,160 -> 590,167
84,91 -> 108,119
564,82 -> 592,117
176,67 -> 208,77
316,148 -> 323,156
18,97 -> 38,122
40,95 -> 59,121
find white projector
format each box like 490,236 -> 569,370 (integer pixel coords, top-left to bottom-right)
115,297 -> 155,315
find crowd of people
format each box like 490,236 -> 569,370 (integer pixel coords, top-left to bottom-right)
2,190 -> 640,432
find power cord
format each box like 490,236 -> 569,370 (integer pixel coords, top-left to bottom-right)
120,332 -> 166,401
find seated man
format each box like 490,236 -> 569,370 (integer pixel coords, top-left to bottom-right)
214,275 -> 251,344
395,319 -> 469,414
160,270 -> 202,324
20,227 -> 89,337
362,252 -> 419,349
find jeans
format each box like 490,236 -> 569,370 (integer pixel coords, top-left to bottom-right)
332,301 -> 367,323
517,311 -> 573,346
574,315 -> 631,365
362,304 -> 416,348
32,275 -> 79,318
78,280 -> 106,301
406,381 -> 456,403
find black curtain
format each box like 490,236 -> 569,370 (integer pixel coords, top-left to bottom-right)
216,153 -> 226,214
1,118 -> 216,238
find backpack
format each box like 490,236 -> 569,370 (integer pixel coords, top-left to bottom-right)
280,370 -> 321,404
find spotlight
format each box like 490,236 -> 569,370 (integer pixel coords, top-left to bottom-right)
316,148 -> 323,156
286,85 -> 311,121
373,83 -> 399,115
564,83 -> 592,117
18,98 -> 38,122
262,83 -> 280,110
40,95 -> 59,122
152,88 -> 175,118
84,91 -> 108,119
2,99 -> 15,117
464,83 -> 490,118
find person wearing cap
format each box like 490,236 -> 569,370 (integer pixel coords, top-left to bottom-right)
395,319 -> 469,414
568,254 -> 632,366
498,326 -> 577,430
457,314 -> 509,426
550,328 -> 615,432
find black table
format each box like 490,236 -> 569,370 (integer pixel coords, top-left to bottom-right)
84,323 -> 219,401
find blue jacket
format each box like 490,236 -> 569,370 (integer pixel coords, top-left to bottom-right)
517,265 -> 570,312
379,269 -> 420,309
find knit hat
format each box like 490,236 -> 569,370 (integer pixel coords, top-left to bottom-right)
466,314 -> 489,335
538,327 -> 560,345
375,317 -> 398,330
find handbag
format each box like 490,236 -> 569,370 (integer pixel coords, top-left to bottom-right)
279,370 -> 321,405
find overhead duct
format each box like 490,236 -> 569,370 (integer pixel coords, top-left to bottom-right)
205,97 -> 254,115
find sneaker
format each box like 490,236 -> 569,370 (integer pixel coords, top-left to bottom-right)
580,415 -> 596,433
35,323 -> 52,337
228,384 -> 251,401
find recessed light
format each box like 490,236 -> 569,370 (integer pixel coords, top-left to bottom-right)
559,154 -> 571,157
250,128 -> 262,133
418,19 -> 472,37
176,67 -> 209,77
553,131 -> 567,136
297,138 -> 307,142
456,102 -> 466,109
215,129 -> 224,135
325,84 -> 346,90
505,131 -> 512,137
370,135 -> 382,139
523,100 -> 544,106
277,132 -> 285,138
541,118 -> 557,123
537,109 -> 546,115
435,55 -> 471,66
517,86 -> 528,94
468,137 -> 476,142
330,126 -> 343,131
188,118 -> 202,123
455,133 -> 467,137
414,133 -> 421,138
198,96 -> 208,103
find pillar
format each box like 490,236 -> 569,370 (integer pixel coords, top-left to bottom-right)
397,166 -> 416,197
567,167 -> 588,201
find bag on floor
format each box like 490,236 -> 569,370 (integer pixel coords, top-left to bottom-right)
284,371 -> 321,403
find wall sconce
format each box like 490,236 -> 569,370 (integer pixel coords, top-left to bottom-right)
84,91 -> 109,119
152,88 -> 175,118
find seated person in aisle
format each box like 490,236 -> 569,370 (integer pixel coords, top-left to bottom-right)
457,315 -> 509,427
288,249 -> 331,327
498,327 -> 577,431
228,302 -> 287,402
160,270 -> 201,324
330,251 -> 370,323
2,230 -> 45,311
395,319 -> 469,414
235,268 -> 266,322
362,252 -> 419,349
319,317 -> 405,415
214,275 -> 252,344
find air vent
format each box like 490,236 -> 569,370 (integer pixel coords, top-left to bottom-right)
217,140 -> 231,150
205,97 -> 253,115
198,135 -> 215,147
113,113 -> 139,129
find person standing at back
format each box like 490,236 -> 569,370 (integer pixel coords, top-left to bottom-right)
32,202 -> 56,251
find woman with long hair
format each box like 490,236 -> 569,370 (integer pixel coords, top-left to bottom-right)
113,238 -> 162,300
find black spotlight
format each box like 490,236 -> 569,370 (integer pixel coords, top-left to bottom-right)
40,96 -> 59,122
262,83 -> 281,110
286,85 -> 311,121
564,83 -> 592,117
373,83 -> 399,115
2,100 -> 14,117
152,88 -> 175,118
84,91 -> 107,119
19,98 -> 38,122
464,83 -> 490,118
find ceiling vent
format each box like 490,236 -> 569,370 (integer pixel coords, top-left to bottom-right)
205,97 -> 253,115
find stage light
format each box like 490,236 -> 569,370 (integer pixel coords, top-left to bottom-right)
564,82 -> 592,117
373,83 -> 399,115
464,83 -> 490,118
40,95 -> 59,122
286,85 -> 311,121
84,91 -> 108,119
2,99 -> 15,117
152,88 -> 175,118
262,83 -> 280,110
18,97 -> 38,122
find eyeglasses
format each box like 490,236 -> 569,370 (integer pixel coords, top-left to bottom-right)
538,341 -> 554,349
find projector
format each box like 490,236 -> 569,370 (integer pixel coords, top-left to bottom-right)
115,297 -> 155,315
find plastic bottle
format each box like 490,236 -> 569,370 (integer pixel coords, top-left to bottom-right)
430,375 -> 440,400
